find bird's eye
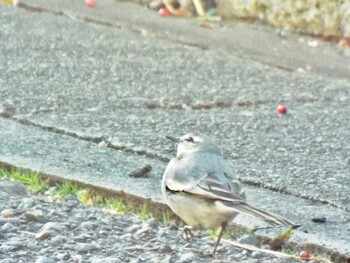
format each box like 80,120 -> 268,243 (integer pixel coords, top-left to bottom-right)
185,137 -> 194,143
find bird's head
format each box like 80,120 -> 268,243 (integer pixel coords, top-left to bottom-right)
166,133 -> 221,157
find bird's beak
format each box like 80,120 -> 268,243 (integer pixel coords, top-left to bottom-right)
166,135 -> 179,143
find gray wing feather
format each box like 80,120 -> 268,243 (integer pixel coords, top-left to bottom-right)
164,153 -> 245,202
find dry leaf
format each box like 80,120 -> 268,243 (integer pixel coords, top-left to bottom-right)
0,0 -> 13,5
338,38 -> 350,48
199,22 -> 214,29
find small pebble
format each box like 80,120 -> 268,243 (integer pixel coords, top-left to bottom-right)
0,180 -> 27,196
35,256 -> 55,263
1,209 -> 13,217
178,252 -> 196,263
25,209 -> 46,222
251,251 -> 263,258
238,234 -> 260,247
56,252 -> 70,260
311,216 -> 326,223
1,222 -> 16,232
128,164 -> 152,178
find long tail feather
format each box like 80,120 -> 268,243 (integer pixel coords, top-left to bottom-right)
233,203 -> 298,227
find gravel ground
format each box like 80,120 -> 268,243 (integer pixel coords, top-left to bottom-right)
0,179 -> 303,263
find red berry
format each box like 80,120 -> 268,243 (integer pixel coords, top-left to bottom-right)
299,251 -> 310,260
159,8 -> 171,17
277,104 -> 287,114
86,0 -> 96,8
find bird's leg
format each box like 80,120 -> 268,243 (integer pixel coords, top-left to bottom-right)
182,225 -> 195,241
212,222 -> 227,255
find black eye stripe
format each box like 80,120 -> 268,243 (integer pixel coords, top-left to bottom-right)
185,137 -> 194,143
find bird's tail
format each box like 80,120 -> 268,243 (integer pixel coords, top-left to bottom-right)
233,203 -> 299,228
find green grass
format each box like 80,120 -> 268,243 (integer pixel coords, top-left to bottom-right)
75,189 -> 103,206
138,202 -> 153,220
104,198 -> 132,214
0,169 -> 184,233
246,228 -> 255,236
282,247 -> 296,256
0,168 -> 157,221
0,168 -> 49,193
208,228 -> 229,240
51,180 -> 79,198
162,209 -> 171,226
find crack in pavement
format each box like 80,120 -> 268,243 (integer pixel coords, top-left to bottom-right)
146,96 -> 323,110
144,97 -> 320,110
239,178 -> 350,213
11,116 -> 170,162
1,114 -> 347,213
14,116 -> 105,143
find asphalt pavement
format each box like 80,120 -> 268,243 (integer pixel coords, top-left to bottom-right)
0,0 -> 350,261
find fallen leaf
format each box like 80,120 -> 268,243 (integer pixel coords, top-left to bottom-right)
199,22 -> 214,29
0,0 -> 13,5
338,37 -> 350,48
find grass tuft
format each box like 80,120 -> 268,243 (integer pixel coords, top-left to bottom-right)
1,169 -> 176,234
208,228 -> 229,240
138,203 -> 153,220
51,180 -> 79,198
0,169 -> 49,193
162,209 -> 171,226
104,198 -> 132,214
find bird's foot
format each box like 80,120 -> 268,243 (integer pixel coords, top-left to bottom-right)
181,225 -> 195,241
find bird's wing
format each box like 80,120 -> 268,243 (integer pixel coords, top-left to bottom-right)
164,156 -> 245,204
188,175 -> 246,204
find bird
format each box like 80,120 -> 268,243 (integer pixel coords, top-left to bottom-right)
162,133 -> 299,255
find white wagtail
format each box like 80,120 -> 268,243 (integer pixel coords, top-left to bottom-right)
162,133 -> 298,254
